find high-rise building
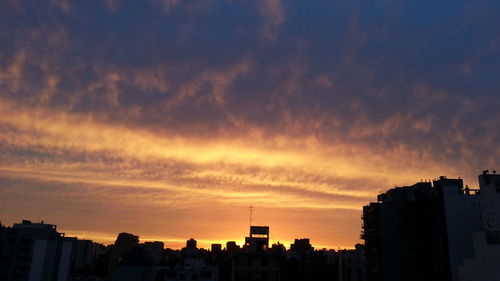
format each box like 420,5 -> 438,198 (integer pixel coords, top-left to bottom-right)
458,171 -> 500,281
362,171 -> 500,281
363,180 -> 451,281
0,220 -> 74,281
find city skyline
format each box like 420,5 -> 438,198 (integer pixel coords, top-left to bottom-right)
1,211 -> 347,250
0,219 -> 331,251
1,173 -> 493,250
2,171 -> 498,281
3,170 -> 497,252
1,0 -> 499,250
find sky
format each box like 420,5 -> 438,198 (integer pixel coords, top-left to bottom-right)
0,0 -> 499,249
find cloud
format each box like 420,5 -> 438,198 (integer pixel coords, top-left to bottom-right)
0,0 -> 499,248
50,0 -> 71,13
259,0 -> 286,40
132,65 -> 171,93
0,171 -> 364,249
0,101 -> 473,202
87,71 -> 122,107
105,0 -> 121,12
158,0 -> 179,13
0,50 -> 27,94
162,58 -> 252,108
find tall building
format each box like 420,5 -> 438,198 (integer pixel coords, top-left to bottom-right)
0,220 -> 74,281
233,226 -> 280,281
72,239 -> 103,271
338,244 -> 365,281
363,180 -> 451,281
458,171 -> 500,281
106,232 -> 139,280
362,171 -> 500,281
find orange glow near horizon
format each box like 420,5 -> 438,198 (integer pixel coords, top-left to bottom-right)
0,101 -> 482,249
1,0 -> 498,254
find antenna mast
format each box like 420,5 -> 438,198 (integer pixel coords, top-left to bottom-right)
249,203 -> 253,227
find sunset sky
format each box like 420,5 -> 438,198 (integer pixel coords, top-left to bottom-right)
0,0 -> 499,249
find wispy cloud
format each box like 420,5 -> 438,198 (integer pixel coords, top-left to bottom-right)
259,0 -> 286,40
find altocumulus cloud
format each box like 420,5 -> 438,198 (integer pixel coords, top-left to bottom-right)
0,0 -> 499,248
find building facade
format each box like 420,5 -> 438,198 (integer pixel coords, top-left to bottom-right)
363,171 -> 500,281
0,220 -> 74,281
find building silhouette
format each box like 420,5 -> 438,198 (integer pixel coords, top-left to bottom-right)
162,238 -> 219,281
225,241 -> 240,253
71,239 -> 104,277
458,171 -> 500,281
338,244 -> 365,281
363,180 -> 450,281
244,226 -> 270,252
112,247 -> 155,281
106,232 -> 139,280
289,239 -> 313,254
0,218 -> 363,281
363,171 -> 500,281
3,171 -> 499,281
0,220 -> 74,281
233,226 -> 280,281
211,244 -> 222,254
186,239 -> 197,249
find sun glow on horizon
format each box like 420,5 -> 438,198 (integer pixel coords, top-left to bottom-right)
0,99 -> 481,249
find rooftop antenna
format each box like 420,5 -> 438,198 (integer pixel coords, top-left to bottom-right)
249,203 -> 253,227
